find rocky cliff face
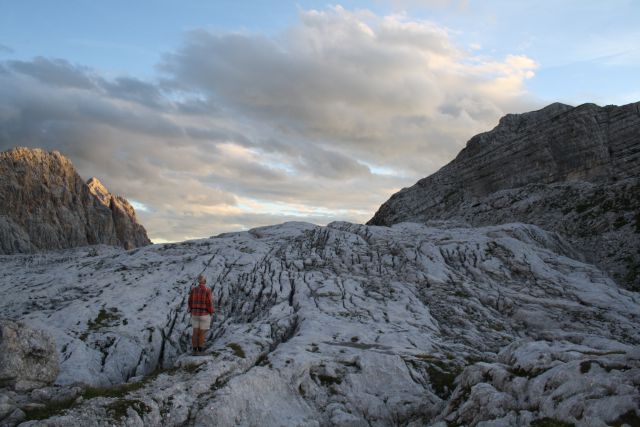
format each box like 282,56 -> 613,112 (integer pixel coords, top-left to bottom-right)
0,221 -> 638,426
369,102 -> 640,290
0,147 -> 151,254
86,177 -> 151,250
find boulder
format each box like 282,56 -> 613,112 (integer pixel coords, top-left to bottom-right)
0,319 -> 59,390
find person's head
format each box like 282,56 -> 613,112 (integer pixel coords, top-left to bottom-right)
198,274 -> 206,285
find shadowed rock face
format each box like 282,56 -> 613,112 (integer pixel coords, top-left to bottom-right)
0,147 -> 151,253
369,102 -> 640,290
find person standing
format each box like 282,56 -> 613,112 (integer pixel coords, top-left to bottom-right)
188,274 -> 214,354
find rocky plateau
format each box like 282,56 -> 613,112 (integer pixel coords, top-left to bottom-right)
0,221 -> 639,426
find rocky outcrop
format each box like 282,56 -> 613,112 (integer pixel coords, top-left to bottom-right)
86,177 -> 151,250
0,221 -> 638,426
369,102 -> 640,290
0,318 -> 78,427
0,319 -> 59,391
0,147 -> 151,254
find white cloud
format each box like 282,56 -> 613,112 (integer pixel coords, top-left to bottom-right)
0,6 -> 539,242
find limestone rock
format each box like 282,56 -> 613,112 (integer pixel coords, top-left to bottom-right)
0,318 -> 59,390
369,102 -> 640,290
0,147 -> 151,253
87,177 -> 151,250
2,408 -> 25,426
1,221 -> 638,426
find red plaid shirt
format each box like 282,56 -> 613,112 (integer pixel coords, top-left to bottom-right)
188,284 -> 214,316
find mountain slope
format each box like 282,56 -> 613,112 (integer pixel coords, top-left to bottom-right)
369,102 -> 640,290
1,221 -> 638,426
0,147 -> 151,253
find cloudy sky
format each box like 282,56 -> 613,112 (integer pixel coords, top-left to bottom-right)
1,1 -> 638,242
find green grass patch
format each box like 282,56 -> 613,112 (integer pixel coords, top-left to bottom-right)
82,380 -> 149,400
227,343 -> 246,358
22,397 -> 78,421
87,308 -> 122,333
22,367 -> 178,422
310,371 -> 343,387
105,399 -> 151,421
490,322 -> 505,331
425,362 -> 460,399
317,374 -> 342,386
411,355 -> 462,399
415,353 -> 439,361
79,308 -> 122,340
22,382 -> 148,422
180,363 -> 203,374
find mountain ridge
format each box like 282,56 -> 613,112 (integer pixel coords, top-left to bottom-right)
369,101 -> 640,290
0,147 -> 151,254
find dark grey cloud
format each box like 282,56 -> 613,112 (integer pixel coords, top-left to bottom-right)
101,76 -> 166,109
7,57 -> 97,89
0,6 -> 539,242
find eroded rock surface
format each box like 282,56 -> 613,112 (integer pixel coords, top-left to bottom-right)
0,147 -> 151,254
1,221 -> 638,426
0,319 -> 59,391
369,102 -> 640,290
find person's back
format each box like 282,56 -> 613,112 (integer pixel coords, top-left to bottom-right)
188,274 -> 214,354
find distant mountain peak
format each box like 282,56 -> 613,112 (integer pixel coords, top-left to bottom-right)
87,176 -> 111,207
0,147 -> 152,253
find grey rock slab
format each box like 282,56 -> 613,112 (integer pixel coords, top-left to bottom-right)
0,221 -> 638,426
0,319 -> 59,389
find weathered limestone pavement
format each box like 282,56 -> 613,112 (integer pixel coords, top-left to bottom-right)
0,221 -> 638,426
